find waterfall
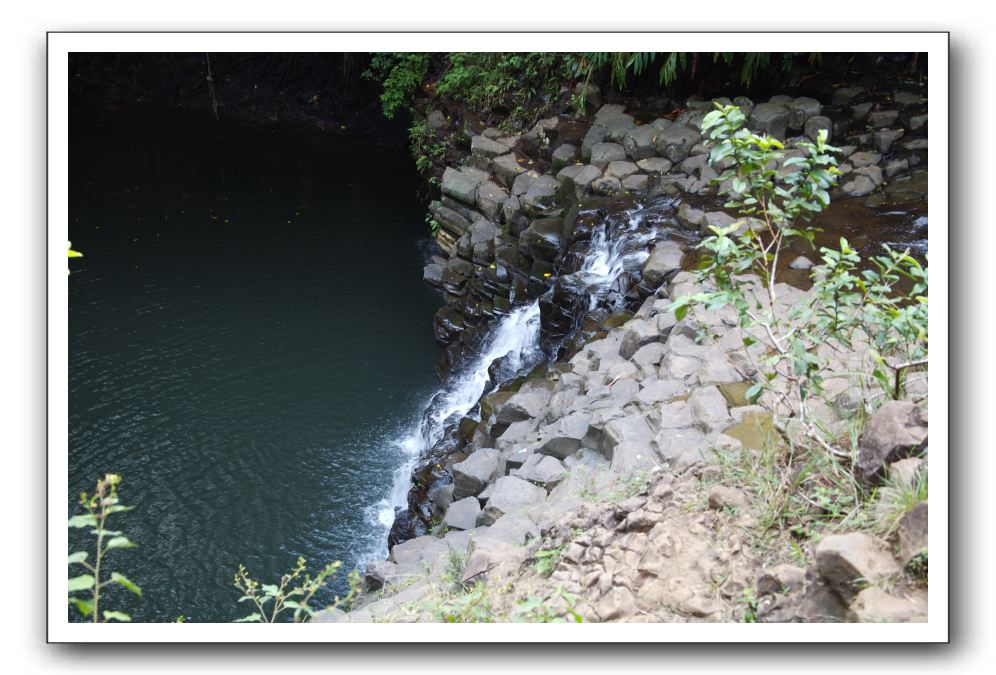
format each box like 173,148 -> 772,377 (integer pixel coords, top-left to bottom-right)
362,197 -> 676,563
364,301 -> 543,561
563,199 -> 671,312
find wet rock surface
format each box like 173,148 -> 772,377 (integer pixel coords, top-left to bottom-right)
365,80 -> 929,622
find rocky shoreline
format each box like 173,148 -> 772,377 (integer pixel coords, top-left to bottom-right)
324,80 -> 930,623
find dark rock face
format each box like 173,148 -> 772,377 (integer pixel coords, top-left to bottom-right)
653,125 -> 702,163
748,103 -> 790,138
857,401 -> 928,483
520,217 -> 565,263
815,533 -> 900,601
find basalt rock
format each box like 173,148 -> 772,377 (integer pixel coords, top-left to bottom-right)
856,400 -> 928,483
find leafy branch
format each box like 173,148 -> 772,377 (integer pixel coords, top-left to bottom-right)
233,557 -> 361,623
68,474 -> 142,622
668,105 -> 928,452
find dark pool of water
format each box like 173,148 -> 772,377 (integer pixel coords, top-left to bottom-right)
69,112 -> 443,622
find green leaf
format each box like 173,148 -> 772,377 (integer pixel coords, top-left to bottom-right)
68,597 -> 93,618
105,504 -> 135,515
68,551 -> 88,565
234,613 -> 263,623
102,610 -> 132,622
110,572 -> 142,597
675,304 -> 689,321
745,383 -> 763,403
261,584 -> 279,596
68,514 -> 97,529
105,536 -> 136,550
68,574 -> 95,592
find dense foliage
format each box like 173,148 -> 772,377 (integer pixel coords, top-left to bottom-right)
669,105 -> 928,451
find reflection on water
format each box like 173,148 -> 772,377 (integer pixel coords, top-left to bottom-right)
69,113 -> 442,622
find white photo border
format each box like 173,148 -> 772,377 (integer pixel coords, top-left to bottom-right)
48,31 -> 949,643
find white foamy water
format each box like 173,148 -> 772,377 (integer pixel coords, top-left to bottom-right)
565,201 -> 666,311
363,301 -> 543,562
361,199 -> 673,563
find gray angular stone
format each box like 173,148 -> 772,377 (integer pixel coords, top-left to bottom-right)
521,175 -> 561,214
492,153 -> 527,187
689,386 -> 730,433
788,97 -> 822,130
461,542 -> 528,584
444,496 -> 483,531
696,354 -> 743,387
389,535 -> 436,565
636,378 -> 685,407
855,165 -> 884,187
857,401 -> 928,483
559,164 -> 602,198
539,411 -> 592,459
832,86 -> 864,106
429,201 -> 471,237
700,210 -> 737,236
591,176 -> 623,196
608,441 -> 661,473
748,103 -> 790,138
622,126 -> 660,160
427,109 -> 447,129
442,166 -> 489,205
496,390 -> 548,425
640,241 -> 684,289
655,400 -> 694,429
676,203 -> 706,231
897,501 -> 928,567
551,143 -> 579,171
475,181 -> 509,221
884,158 -> 909,177
849,151 -> 881,168
511,169 -> 541,197
581,125 -> 608,162
848,587 -> 927,623
619,318 -> 662,360
517,455 -> 567,486
816,533 -> 900,600
636,157 -> 673,175
757,564 -> 808,596
471,134 -> 511,160
601,115 -> 638,142
842,175 -> 876,197
605,160 -> 639,180
869,110 -> 899,128
452,448 -> 501,499
789,255 -> 814,270
875,128 -> 905,154
804,115 -> 832,142
708,485 -> 748,510
852,102 -> 874,121
519,217 -> 564,262
478,476 -> 548,525
622,174 -> 649,192
655,427 -> 707,468
589,142 -> 627,170
483,513 -> 539,547
653,125 -> 702,163
602,413 -> 656,453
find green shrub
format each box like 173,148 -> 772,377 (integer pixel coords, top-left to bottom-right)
233,557 -> 361,623
669,104 -> 928,453
68,474 -> 142,622
363,53 -> 430,119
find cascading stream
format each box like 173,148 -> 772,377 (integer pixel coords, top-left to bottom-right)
365,301 -> 543,561
363,197 -> 676,563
